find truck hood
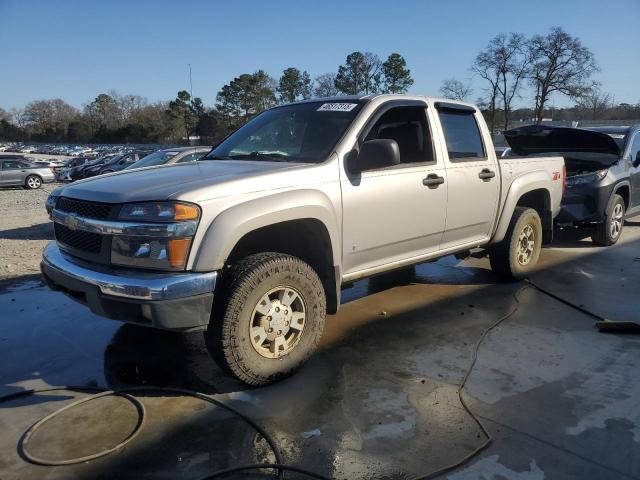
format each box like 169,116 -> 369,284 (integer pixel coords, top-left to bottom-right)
504,125 -> 621,158
59,160 -> 301,203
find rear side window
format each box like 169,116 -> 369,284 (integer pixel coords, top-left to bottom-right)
438,111 -> 486,161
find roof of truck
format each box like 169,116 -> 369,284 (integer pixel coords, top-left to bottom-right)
283,94 -> 477,110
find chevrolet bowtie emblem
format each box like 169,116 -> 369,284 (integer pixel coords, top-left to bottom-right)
65,214 -> 79,230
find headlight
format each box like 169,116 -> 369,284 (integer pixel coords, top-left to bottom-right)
111,201 -> 200,270
118,202 -> 200,222
566,169 -> 607,187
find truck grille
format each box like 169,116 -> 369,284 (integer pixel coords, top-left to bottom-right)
54,223 -> 102,254
56,197 -> 114,219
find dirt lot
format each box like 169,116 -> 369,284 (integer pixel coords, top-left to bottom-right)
0,185 -> 58,284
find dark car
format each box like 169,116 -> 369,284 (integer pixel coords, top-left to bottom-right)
504,124 -> 640,245
82,152 -> 144,178
68,155 -> 113,181
125,146 -> 210,170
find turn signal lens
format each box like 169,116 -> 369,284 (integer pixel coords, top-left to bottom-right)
168,238 -> 192,268
174,203 -> 200,221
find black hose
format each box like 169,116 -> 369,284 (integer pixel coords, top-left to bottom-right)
410,285 -> 526,480
1,286 -> 535,479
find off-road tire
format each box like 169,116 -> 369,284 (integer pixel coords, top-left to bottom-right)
490,207 -> 542,281
24,175 -> 42,189
591,194 -> 625,246
205,252 -> 326,386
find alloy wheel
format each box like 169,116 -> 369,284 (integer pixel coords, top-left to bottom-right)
249,286 -> 306,359
516,223 -> 536,266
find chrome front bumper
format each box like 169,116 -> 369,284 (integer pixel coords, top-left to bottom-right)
41,242 -> 217,331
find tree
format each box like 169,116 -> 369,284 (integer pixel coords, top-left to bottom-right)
439,79 -> 473,101
335,51 -> 382,95
528,27 -> 599,123
494,33 -> 530,130
472,36 -> 505,133
0,107 -> 11,123
85,93 -> 122,133
313,73 -> 339,98
168,90 -> 204,142
277,68 -> 312,103
216,71 -> 277,127
574,86 -> 614,119
381,53 -> 413,94
23,99 -> 78,140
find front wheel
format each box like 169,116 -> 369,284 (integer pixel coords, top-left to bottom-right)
205,252 -> 326,386
490,207 -> 542,281
25,175 -> 42,189
591,194 -> 625,246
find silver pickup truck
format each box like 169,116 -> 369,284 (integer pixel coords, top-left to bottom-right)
41,95 -> 565,385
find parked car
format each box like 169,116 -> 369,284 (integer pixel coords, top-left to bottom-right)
504,124 -> 640,245
68,154 -> 119,181
126,146 -> 211,170
42,95 -> 564,385
0,158 -> 55,189
82,152 -> 144,178
56,157 -> 91,181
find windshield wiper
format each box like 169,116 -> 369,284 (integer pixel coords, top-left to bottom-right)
199,154 -> 229,161
228,151 -> 293,162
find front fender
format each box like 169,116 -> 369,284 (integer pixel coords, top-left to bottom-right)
192,189 -> 341,271
492,170 -> 553,244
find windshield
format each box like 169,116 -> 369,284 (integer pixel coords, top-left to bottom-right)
126,150 -> 179,169
203,101 -> 364,163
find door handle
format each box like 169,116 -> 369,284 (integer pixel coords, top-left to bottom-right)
478,168 -> 496,181
423,174 -> 445,188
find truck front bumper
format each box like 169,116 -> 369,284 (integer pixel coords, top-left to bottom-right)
41,242 -> 217,331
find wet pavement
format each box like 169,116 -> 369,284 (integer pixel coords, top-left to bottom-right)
1,223 -> 640,479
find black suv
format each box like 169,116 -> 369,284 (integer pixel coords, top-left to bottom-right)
504,124 -> 640,245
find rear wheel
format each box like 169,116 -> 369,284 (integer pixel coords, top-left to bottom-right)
205,252 -> 326,386
592,194 -> 625,246
25,175 -> 42,189
490,207 -> 542,281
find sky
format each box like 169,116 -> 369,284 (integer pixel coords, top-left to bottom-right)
1,0 -> 638,111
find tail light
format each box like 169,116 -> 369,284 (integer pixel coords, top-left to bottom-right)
50,167 -> 56,174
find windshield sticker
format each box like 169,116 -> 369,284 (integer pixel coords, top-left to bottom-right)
317,103 -> 358,112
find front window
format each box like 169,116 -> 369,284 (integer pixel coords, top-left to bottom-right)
203,101 -> 364,164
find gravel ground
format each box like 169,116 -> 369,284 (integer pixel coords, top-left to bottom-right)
0,184 -> 59,284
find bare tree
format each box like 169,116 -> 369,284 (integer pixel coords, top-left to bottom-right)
471,42 -> 501,133
439,78 -> 473,101
10,108 -> 27,128
528,27 -> 599,123
313,73 -> 339,98
495,33 -> 530,130
574,86 -> 614,119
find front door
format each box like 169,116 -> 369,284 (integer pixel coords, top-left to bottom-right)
341,104 -> 447,276
0,160 -> 28,186
434,105 -> 501,249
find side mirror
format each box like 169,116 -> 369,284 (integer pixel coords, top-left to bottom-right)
353,139 -> 400,172
634,151 -> 640,167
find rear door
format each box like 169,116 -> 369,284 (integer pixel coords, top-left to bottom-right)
341,101 -> 447,275
627,132 -> 640,211
434,103 -> 501,249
